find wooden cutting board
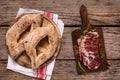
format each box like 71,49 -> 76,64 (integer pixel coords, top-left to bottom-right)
71,27 -> 108,74
71,5 -> 108,74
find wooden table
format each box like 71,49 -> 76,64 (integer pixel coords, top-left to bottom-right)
0,0 -> 120,80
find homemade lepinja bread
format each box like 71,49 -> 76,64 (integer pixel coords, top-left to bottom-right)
6,14 -> 61,69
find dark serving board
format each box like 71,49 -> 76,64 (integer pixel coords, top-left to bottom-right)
71,26 -> 108,74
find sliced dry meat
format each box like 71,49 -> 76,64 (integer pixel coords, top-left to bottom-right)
78,31 -> 101,70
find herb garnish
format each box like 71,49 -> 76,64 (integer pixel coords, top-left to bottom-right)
80,19 -> 96,39
80,35 -> 84,39
83,29 -> 88,35
78,60 -> 87,74
101,52 -> 105,58
92,29 -> 96,32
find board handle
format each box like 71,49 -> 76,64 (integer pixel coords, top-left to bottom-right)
80,5 -> 89,29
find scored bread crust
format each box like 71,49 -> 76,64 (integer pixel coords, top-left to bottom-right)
6,14 -> 61,69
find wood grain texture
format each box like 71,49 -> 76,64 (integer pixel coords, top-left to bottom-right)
0,61 -> 39,80
0,0 -> 120,80
0,0 -> 120,25
52,60 -> 120,80
0,26 -> 120,60
0,60 -> 120,80
0,27 -> 8,60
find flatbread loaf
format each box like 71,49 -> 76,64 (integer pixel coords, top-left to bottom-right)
6,14 -> 61,69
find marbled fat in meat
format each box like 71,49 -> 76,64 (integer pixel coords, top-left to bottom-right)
78,31 -> 101,70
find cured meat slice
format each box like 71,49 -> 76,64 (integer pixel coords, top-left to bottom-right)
78,31 -> 101,70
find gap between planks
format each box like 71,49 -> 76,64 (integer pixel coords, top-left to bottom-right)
1,25 -> 120,27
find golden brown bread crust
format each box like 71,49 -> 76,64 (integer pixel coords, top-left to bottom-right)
6,14 -> 61,69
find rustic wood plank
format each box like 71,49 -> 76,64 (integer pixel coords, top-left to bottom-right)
0,0 -> 120,25
103,27 -> 120,59
52,60 -> 120,80
0,27 -> 8,60
0,26 -> 120,60
0,61 -> 39,80
0,60 -> 120,80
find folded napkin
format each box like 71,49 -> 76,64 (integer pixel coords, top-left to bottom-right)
6,8 -> 64,80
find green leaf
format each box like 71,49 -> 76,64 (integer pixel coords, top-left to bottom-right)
92,29 -> 96,32
80,35 -> 84,40
78,60 -> 87,74
101,52 -> 105,58
83,29 -> 88,35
